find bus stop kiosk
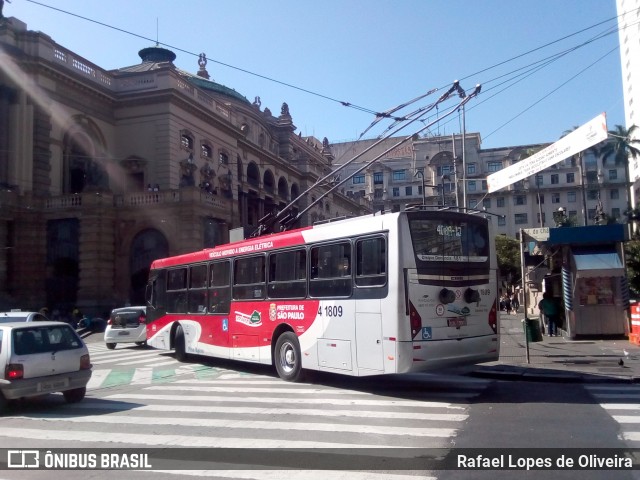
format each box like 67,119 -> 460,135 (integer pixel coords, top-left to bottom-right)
548,224 -> 630,339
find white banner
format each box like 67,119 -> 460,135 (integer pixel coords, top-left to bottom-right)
487,113 -> 608,193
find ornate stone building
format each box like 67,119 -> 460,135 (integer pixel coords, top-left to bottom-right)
0,17 -> 367,315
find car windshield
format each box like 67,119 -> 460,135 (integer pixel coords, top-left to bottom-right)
12,325 -> 83,355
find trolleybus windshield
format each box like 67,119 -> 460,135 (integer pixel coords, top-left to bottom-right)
409,217 -> 489,263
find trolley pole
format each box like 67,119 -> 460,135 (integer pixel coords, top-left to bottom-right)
520,228 -> 530,364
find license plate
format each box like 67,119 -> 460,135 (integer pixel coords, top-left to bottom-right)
118,331 -> 130,336
37,378 -> 69,393
447,318 -> 467,328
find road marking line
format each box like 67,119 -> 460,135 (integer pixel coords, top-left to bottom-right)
107,393 -> 463,409
9,414 -> 456,438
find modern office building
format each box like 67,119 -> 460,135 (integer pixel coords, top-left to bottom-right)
617,0 -> 640,207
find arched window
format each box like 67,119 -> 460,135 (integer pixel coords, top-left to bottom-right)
181,134 -> 193,150
201,144 -> 212,159
219,151 -> 229,165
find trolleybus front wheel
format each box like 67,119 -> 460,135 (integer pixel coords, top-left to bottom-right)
274,332 -> 302,382
174,324 -> 188,362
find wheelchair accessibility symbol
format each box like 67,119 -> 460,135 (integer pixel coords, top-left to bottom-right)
422,327 -> 432,340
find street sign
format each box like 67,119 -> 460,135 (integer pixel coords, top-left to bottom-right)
523,227 -> 550,242
487,113 -> 608,193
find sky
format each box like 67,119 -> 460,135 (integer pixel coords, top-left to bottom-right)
3,0 -> 627,150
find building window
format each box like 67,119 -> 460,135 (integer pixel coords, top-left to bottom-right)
487,161 -> 502,172
418,185 -> 423,196
219,152 -> 229,165
536,194 -> 544,204
587,190 -> 599,200
201,144 -> 212,159
609,169 -> 618,180
405,186 -> 412,196
483,198 -> 491,209
353,174 -> 365,185
498,216 -> 506,226
392,187 -> 399,197
535,174 -> 543,186
514,195 -> 527,205
468,199 -> 478,209
551,174 -> 559,184
468,180 -> 476,192
482,180 -> 487,190
374,188 -> 383,199
567,191 -> 577,203
436,165 -> 454,176
552,193 -> 560,204
497,197 -> 505,207
568,210 -> 577,219
392,170 -> 406,181
181,134 -> 193,150
373,172 -> 384,184
610,189 -> 619,200
588,208 -> 595,220
467,163 -> 476,175
515,213 -> 528,224
566,172 -> 575,183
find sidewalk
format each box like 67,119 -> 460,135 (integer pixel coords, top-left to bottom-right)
472,311 -> 640,383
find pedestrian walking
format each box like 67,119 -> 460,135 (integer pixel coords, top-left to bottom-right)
538,292 -> 559,336
512,292 -> 520,313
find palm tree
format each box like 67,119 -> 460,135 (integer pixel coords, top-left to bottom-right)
600,125 -> 640,215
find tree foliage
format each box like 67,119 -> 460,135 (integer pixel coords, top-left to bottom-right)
625,239 -> 640,298
495,235 -> 521,287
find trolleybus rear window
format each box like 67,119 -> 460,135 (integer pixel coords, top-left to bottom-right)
409,218 -> 489,263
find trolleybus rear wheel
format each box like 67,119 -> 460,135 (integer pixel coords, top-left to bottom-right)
274,332 -> 302,382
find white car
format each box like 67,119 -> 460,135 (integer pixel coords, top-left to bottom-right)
0,321 -> 92,409
104,306 -> 147,350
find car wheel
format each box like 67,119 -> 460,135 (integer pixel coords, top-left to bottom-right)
174,325 -> 188,362
135,341 -> 147,347
274,332 -> 303,382
63,387 -> 86,404
106,343 -> 116,350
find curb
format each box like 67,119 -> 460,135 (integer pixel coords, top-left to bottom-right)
470,367 -> 640,384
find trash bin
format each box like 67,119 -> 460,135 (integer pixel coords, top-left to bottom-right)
523,318 -> 543,343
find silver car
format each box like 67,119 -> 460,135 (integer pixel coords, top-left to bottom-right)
104,306 -> 147,350
0,321 -> 92,409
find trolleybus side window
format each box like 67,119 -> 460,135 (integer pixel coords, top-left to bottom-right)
355,236 -> 387,287
188,264 -> 208,314
309,242 -> 352,298
233,255 -> 266,300
268,249 -> 307,299
166,267 -> 188,313
209,261 -> 231,313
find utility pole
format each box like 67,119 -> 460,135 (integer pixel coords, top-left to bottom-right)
579,152 -> 588,226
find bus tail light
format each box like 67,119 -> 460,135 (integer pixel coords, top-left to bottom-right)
139,314 -> 146,324
409,301 -> 422,339
488,299 -> 498,334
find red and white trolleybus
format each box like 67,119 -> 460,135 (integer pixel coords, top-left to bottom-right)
145,208 -> 499,381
